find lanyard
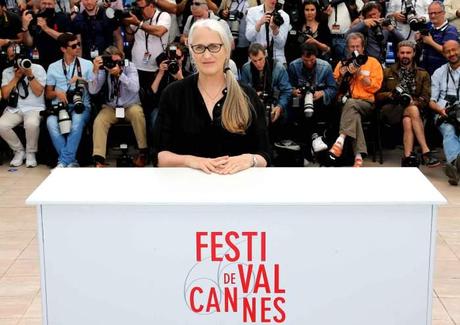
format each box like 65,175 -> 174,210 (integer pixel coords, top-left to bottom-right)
446,66 -> 460,100
109,75 -> 121,106
62,58 -> 82,91
231,0 -> 244,13
144,14 -> 154,53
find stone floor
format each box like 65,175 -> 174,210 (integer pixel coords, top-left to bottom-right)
0,149 -> 459,325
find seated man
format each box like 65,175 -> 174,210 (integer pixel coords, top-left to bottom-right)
429,40 -> 460,186
0,42 -> 46,167
288,43 -> 338,155
240,42 -> 292,141
377,40 -> 439,167
45,32 -> 93,167
331,32 -> 383,167
89,46 -> 147,167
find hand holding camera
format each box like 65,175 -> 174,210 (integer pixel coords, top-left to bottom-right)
392,11 -> 406,23
22,10 -> 33,30
55,90 -> 69,105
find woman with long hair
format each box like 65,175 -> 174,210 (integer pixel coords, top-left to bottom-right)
153,19 -> 270,174
295,0 -> 332,61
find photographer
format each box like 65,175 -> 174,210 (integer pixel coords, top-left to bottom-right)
348,1 -> 404,62
429,40 -> 460,186
245,0 -> 290,65
150,42 -> 187,126
288,43 -> 337,154
0,42 -> 46,167
72,0 -> 123,60
376,40 -> 439,167
286,0 -> 331,64
45,33 -> 93,167
89,46 -> 148,167
417,1 -> 459,75
386,0 -> 430,40
22,0 -> 71,69
240,43 -> 291,127
218,0 -> 250,68
331,32 -> 383,167
0,0 -> 23,58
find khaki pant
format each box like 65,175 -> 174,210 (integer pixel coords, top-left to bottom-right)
0,110 -> 41,153
92,104 -> 147,159
339,99 -> 373,155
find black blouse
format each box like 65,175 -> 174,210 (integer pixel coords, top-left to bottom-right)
153,74 -> 271,165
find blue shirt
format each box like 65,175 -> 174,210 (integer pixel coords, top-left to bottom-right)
46,57 -> 94,109
431,63 -> 460,105
288,58 -> 338,106
240,61 -> 292,111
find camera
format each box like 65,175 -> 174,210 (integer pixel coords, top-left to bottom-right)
26,8 -> 55,33
40,102 -> 72,134
371,24 -> 384,43
294,82 -> 315,118
404,0 -> 427,31
297,26 -> 314,44
155,45 -> 180,75
105,4 -> 143,23
343,50 -> 368,69
270,0 -> 285,27
15,58 -> 32,70
67,80 -> 85,114
100,55 -> 125,69
228,10 -> 243,39
1,43 -> 31,69
393,85 -> 412,108
7,91 -> 19,108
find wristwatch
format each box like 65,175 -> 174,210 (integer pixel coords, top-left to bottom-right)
27,75 -> 35,81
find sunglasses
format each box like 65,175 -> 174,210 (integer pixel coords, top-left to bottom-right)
191,2 -> 205,6
68,42 -> 81,49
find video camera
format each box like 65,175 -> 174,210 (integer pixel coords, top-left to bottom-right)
155,45 -> 180,74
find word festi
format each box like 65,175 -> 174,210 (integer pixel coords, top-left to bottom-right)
190,231 -> 286,323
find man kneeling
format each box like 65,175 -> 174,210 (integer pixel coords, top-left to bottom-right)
89,46 -> 147,167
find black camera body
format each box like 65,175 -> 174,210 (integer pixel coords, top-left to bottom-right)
342,50 -> 368,69
67,81 -> 85,114
7,91 -> 19,108
297,26 -> 314,44
100,55 -> 126,70
393,85 -> 412,108
404,0 -> 427,32
156,45 -> 180,75
0,43 -> 31,69
270,0 -> 285,27
106,5 -> 143,23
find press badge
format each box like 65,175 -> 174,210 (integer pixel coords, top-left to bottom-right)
143,52 -> 151,64
331,23 -> 341,33
116,106 -> 125,118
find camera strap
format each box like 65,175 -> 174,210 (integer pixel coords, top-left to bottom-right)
446,67 -> 460,101
107,74 -> 121,105
62,57 -> 82,91
16,77 -> 29,100
144,10 -> 164,53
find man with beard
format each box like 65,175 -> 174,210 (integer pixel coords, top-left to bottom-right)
430,40 -> 460,186
377,40 -> 439,167
22,0 -> 71,69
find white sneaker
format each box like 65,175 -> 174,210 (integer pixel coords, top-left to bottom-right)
312,136 -> 328,153
67,162 -> 80,168
26,153 -> 37,168
274,139 -> 301,151
10,150 -> 25,167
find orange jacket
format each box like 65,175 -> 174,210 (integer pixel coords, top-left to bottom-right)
333,56 -> 383,102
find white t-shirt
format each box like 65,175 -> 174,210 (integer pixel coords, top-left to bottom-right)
1,64 -> 46,113
387,0 -> 431,40
327,0 -> 364,35
167,0 -> 180,43
131,10 -> 171,72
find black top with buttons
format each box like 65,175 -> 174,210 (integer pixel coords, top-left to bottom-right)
153,74 -> 271,165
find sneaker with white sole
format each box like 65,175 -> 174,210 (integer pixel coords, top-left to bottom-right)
274,139 -> 301,151
67,161 -> 80,168
312,136 -> 328,152
26,153 -> 37,168
10,150 -> 25,167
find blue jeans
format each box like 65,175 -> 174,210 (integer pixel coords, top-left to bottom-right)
47,106 -> 90,165
438,121 -> 460,163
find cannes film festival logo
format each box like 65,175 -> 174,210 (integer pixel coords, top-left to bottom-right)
184,231 -> 286,323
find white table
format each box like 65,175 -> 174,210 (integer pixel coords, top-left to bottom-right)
27,168 -> 446,325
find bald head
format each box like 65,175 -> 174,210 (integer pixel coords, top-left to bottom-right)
443,40 -> 460,66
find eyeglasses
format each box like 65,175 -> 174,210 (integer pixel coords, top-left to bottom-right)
68,42 -> 81,49
428,11 -> 443,16
190,43 -> 223,54
191,2 -> 205,6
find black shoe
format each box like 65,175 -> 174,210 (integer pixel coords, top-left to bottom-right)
401,153 -> 420,167
422,151 -> 440,168
445,163 -> 459,186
